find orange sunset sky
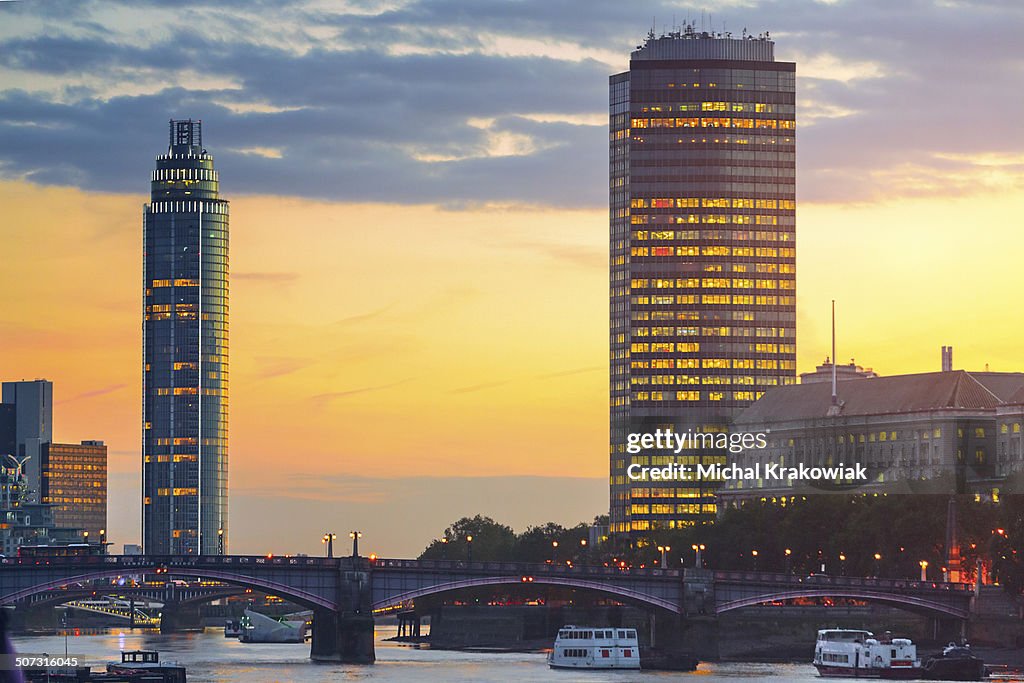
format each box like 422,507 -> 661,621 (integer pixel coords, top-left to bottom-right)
2,1 -> 1023,556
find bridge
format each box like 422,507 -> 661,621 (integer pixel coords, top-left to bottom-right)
0,554 -> 975,663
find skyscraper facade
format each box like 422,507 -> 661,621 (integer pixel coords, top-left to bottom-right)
1,379 -> 53,503
42,440 -> 107,538
609,29 -> 797,534
143,119 -> 229,555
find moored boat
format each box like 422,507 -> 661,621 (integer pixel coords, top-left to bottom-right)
224,618 -> 242,638
548,625 -> 641,670
813,628 -> 920,679
920,643 -> 985,681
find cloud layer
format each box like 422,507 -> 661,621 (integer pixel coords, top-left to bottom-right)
1,0 -> 1022,206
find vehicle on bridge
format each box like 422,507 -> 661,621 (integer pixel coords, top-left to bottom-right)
548,625 -> 640,670
813,629 -> 919,679
18,544 -> 105,559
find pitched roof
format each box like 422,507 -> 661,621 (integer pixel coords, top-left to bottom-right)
734,370 -> 1022,424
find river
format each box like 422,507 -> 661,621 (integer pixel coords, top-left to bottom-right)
12,626 -> 822,681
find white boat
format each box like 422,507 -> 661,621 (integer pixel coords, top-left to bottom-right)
224,618 -> 243,638
548,625 -> 641,670
238,608 -> 307,643
813,629 -> 920,679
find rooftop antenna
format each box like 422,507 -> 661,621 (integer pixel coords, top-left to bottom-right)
831,300 -> 838,406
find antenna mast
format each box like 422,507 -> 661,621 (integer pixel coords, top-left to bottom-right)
831,300 -> 838,406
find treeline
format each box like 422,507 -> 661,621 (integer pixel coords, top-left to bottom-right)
418,495 -> 1024,595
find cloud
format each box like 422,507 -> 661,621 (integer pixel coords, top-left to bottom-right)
309,378 -> 412,406
251,356 -> 312,380
0,0 -> 1022,206
55,383 -> 127,404
234,271 -> 300,283
448,380 -> 512,394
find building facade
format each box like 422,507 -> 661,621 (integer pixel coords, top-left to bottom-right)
143,119 -> 229,555
41,440 -> 107,538
1,379 -> 53,504
609,27 -> 797,533
719,370 -> 1024,506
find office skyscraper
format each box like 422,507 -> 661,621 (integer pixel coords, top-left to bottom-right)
42,440 -> 107,538
609,28 -> 797,534
2,379 -> 53,503
143,119 -> 229,554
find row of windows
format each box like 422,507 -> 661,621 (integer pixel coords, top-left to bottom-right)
631,278 -> 794,291
633,326 -> 793,337
631,117 -> 795,130
629,294 -> 795,307
632,390 -> 768,402
630,231 -> 794,244
631,375 -> 766,386
630,215 -> 794,228
628,349 -> 796,366
632,197 -> 794,209
632,102 -> 783,114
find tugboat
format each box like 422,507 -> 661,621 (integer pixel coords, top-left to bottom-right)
920,642 -> 985,681
813,629 -> 920,679
548,625 -> 641,670
107,650 -> 187,682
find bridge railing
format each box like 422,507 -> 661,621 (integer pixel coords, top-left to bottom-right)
709,569 -> 974,593
0,554 -> 361,569
370,557 -> 682,578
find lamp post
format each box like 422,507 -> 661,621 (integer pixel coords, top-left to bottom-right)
350,531 -> 362,558
873,552 -> 882,578
657,545 -> 671,569
466,535 -> 474,563
551,540 -> 559,564
919,560 -> 928,581
839,553 -> 846,577
83,530 -> 90,545
217,528 -> 224,555
751,549 -> 759,571
784,548 -> 792,575
322,532 -> 336,558
580,538 -> 588,565
441,537 -> 449,560
692,543 -> 705,569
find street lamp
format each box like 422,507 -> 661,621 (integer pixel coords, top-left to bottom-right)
83,530 -> 90,545
217,528 -> 224,555
349,531 -> 362,558
839,553 -> 846,577
322,532 -> 336,558
873,552 -> 882,578
657,545 -> 671,570
551,540 -> 559,564
440,537 -> 449,560
580,539 -> 588,565
751,549 -> 759,571
784,548 -> 792,575
466,535 -> 474,563
692,543 -> 705,569
919,560 -> 929,581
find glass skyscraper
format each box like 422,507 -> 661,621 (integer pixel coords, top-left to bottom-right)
609,28 -> 797,534
143,119 -> 229,555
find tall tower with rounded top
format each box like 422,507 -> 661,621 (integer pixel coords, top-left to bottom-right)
609,28 -> 797,534
143,119 -> 229,555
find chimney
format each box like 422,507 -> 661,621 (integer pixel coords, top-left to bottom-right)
941,346 -> 953,372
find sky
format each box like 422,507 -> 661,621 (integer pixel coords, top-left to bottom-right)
1,0 -> 1023,557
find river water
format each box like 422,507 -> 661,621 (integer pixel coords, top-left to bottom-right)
12,626 -> 822,681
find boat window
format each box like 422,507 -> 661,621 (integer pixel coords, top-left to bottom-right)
618,630 -> 627,638
627,630 -> 637,639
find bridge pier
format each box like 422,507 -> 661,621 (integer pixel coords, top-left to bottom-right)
310,609 -> 374,663
160,602 -> 204,633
